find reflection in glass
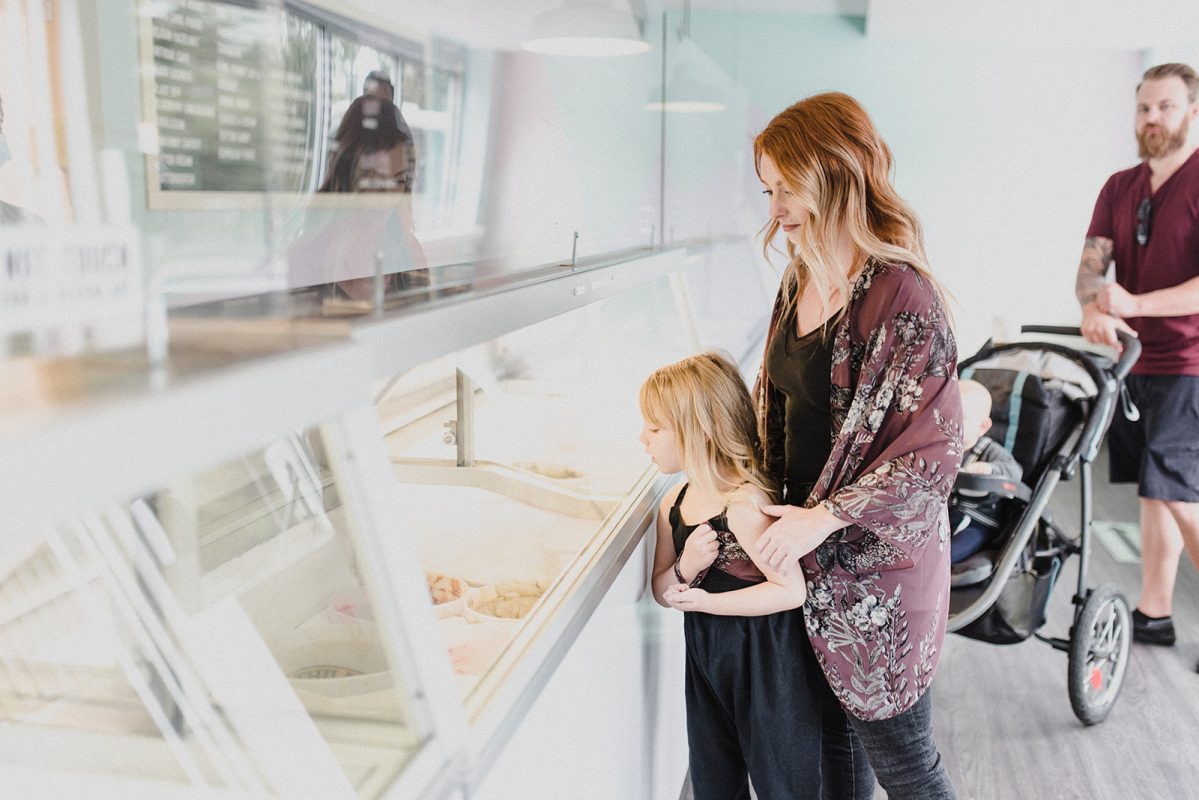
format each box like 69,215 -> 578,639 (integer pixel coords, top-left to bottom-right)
143,0 -> 321,196
0,90 -> 39,225
0,426 -> 425,797
376,274 -> 695,710
287,93 -> 428,306
328,34 -> 397,165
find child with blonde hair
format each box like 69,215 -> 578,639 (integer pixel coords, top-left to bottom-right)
640,351 -> 820,800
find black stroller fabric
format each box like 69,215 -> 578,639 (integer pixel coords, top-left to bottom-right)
953,346 -> 1105,644
961,367 -> 1082,482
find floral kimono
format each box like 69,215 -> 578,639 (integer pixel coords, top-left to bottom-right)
757,260 -> 963,722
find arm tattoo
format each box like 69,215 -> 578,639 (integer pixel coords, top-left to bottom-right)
1075,236 -> 1113,306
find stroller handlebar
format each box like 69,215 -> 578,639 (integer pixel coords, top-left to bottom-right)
1018,325 -> 1141,380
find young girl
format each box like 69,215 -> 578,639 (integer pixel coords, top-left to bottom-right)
639,351 -> 821,800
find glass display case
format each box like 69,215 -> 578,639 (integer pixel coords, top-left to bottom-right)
374,268 -> 696,736
0,410 -> 453,799
0,243 -> 756,796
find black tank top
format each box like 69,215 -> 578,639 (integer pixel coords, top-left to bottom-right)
669,484 -> 764,593
765,316 -> 833,504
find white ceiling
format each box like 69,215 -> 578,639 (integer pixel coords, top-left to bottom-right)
865,0 -> 1199,48
343,0 -> 1199,52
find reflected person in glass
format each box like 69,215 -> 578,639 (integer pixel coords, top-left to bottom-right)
752,93 -> 960,799
361,69 -> 416,165
642,351 -> 821,800
289,93 -> 428,303
0,92 -> 39,225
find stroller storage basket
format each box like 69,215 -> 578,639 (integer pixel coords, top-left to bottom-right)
957,552 -> 1061,644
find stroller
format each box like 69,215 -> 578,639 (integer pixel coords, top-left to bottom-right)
946,325 -> 1141,725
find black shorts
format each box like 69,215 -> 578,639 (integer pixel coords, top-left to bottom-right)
1108,374 -> 1199,502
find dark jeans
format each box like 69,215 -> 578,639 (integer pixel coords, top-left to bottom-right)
950,521 -> 990,562
820,687 -> 956,800
949,507 -> 995,562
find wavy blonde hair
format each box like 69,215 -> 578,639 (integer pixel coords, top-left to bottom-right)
640,352 -> 776,501
754,92 -> 949,331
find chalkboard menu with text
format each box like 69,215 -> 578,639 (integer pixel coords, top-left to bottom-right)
145,0 -> 319,199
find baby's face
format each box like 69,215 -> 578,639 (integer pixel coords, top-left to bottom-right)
961,412 -> 991,449
638,418 -> 682,474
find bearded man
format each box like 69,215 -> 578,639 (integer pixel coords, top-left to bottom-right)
1076,62 -> 1199,665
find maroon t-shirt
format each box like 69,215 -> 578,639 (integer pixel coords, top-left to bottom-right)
1087,149 -> 1199,375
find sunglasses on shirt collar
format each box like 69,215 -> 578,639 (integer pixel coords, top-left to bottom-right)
1136,197 -> 1152,246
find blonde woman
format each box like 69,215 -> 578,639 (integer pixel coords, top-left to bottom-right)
641,351 -> 822,800
751,94 -> 961,799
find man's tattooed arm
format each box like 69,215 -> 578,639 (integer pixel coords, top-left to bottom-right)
1075,236 -> 1113,307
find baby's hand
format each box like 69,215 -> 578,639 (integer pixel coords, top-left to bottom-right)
962,462 -> 992,475
681,524 -> 719,577
664,585 -> 709,612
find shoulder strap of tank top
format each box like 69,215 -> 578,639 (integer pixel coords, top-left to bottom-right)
672,483 -> 689,514
708,483 -> 748,531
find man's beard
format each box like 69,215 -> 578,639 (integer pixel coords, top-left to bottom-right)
1138,115 -> 1190,159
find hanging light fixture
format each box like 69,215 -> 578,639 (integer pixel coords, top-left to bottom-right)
645,68 -> 726,113
522,1 -> 651,57
645,2 -> 725,112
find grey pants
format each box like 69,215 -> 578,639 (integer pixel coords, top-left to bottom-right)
820,688 -> 956,800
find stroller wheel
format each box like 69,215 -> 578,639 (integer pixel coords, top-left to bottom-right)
1067,584 -> 1132,725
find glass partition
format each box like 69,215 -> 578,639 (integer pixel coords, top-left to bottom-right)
660,22 -> 759,247
33,0 -> 665,321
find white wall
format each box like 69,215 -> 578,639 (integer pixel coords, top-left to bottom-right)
689,12 -> 1147,355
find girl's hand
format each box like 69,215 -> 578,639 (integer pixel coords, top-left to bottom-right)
663,584 -> 710,612
680,523 -> 719,579
757,504 -> 843,574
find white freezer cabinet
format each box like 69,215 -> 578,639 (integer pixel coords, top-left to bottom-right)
0,411 -> 448,799
373,267 -> 699,764
0,260 -> 706,797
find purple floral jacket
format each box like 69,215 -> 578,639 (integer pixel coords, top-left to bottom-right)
757,261 -> 963,721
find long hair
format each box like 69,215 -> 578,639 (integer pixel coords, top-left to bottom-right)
640,352 -> 776,501
753,92 -> 948,331
319,95 -> 413,194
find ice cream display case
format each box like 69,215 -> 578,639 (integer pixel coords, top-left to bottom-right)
0,245 -> 729,797
0,344 -> 462,799
358,249 -> 700,771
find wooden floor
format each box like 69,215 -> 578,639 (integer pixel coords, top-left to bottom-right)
932,446 -> 1199,800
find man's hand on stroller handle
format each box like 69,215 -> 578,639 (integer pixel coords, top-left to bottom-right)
1081,301 -> 1137,347
757,503 -> 846,574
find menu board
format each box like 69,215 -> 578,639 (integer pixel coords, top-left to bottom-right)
145,0 -> 319,196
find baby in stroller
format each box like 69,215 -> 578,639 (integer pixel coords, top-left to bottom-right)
950,379 -> 1023,586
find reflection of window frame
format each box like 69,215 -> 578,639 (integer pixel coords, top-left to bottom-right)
399,58 -> 463,230
139,0 -> 325,209
139,0 -> 466,220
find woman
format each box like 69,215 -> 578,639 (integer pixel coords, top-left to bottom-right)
289,94 -> 428,301
751,93 -> 962,799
